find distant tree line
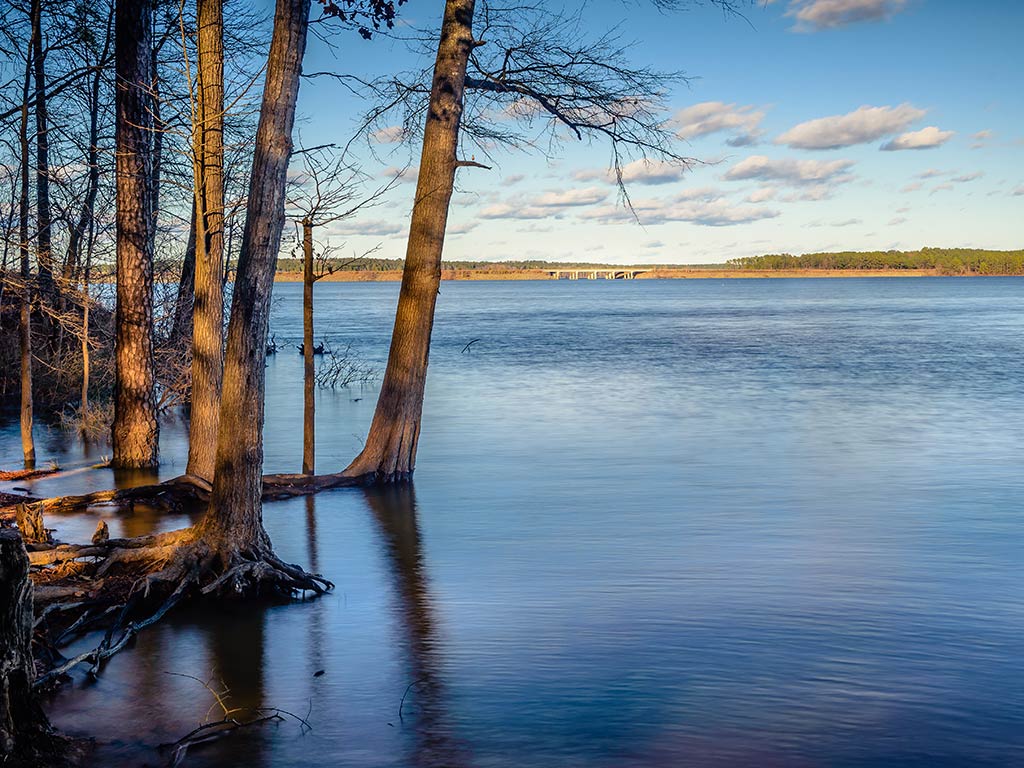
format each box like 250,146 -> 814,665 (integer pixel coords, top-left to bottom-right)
728,249 -> 1024,275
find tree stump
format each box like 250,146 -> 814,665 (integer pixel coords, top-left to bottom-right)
0,529 -> 49,760
14,503 -> 47,545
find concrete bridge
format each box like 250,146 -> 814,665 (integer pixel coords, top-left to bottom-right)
549,269 -> 644,280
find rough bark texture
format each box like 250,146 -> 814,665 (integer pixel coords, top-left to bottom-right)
196,0 -> 311,553
111,0 -> 159,469
0,530 -> 49,761
302,219 -> 315,475
186,0 -> 227,482
18,30 -> 35,467
344,0 -> 476,483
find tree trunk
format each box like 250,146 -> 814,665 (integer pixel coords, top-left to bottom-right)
186,0 -> 227,483
344,0 -> 476,483
18,28 -> 35,468
170,201 -> 197,345
31,0 -> 54,297
111,0 -> 159,469
0,530 -> 49,760
302,219 -> 314,475
196,0 -> 310,553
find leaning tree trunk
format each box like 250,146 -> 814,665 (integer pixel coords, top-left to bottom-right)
186,0 -> 227,483
18,31 -> 35,468
196,0 -> 311,555
111,0 -> 159,469
302,218 -> 314,475
0,530 -> 51,761
344,0 -> 476,483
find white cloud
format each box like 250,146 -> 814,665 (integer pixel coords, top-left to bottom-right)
479,203 -> 553,220
776,104 -> 925,150
889,216 -> 907,225
573,159 -> 688,186
534,187 -> 609,207
786,0 -> 908,31
381,165 -> 418,184
370,126 -> 406,144
1013,187 -> 1024,197
880,126 -> 955,151
724,155 -> 855,187
746,186 -> 778,203
951,171 -> 984,183
915,168 -> 948,179
931,182 -> 954,194
674,101 -> 766,145
580,196 -> 780,227
478,186 -> 609,220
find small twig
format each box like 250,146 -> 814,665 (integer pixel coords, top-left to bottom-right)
398,678 -> 428,721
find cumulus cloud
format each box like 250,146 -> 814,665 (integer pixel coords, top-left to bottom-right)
326,219 -> 405,237
381,165 -> 418,184
746,186 -> 778,203
786,0 -> 908,31
370,125 -> 406,144
776,104 -> 925,150
880,126 -> 955,151
580,197 -> 780,227
534,187 -> 608,207
724,155 -> 855,187
674,101 -> 766,145
573,159 -> 688,186
478,186 -> 609,220
479,203 -> 553,220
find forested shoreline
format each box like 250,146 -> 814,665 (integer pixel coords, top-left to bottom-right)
728,248 -> 1024,275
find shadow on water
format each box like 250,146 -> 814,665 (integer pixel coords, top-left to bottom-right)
363,484 -> 470,768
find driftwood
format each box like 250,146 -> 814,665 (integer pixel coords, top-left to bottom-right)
14,504 -> 48,545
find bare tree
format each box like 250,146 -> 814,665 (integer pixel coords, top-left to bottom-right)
287,144 -> 393,474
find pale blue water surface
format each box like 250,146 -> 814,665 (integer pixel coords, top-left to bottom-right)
2,277 -> 1023,767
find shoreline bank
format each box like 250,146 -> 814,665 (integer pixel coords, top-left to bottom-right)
273,267 -> 959,282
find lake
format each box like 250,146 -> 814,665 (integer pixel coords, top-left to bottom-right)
3,277 -> 1024,767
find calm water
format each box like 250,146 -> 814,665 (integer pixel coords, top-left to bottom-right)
3,278 -> 1024,767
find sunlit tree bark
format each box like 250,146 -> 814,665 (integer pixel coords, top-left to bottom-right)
186,0 -> 227,482
344,0 -> 476,482
111,0 -> 159,468
196,0 -> 310,553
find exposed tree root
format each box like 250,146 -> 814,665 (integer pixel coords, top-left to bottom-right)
29,528 -> 332,690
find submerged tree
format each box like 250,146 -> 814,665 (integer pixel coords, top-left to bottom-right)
185,0 -> 227,482
286,145 -> 394,475
111,0 -> 160,468
343,0 -> 742,482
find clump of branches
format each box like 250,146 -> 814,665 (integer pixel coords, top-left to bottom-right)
352,1 -> 750,205
315,341 -> 379,390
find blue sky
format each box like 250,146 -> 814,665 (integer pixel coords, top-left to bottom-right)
294,0 -> 1024,265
